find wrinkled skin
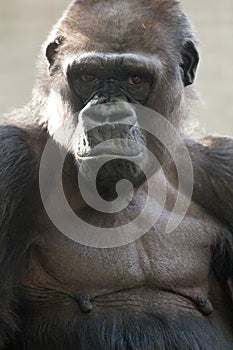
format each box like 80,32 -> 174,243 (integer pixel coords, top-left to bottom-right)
0,1 -> 232,349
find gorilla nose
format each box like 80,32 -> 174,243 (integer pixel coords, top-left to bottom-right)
79,91 -> 137,126
83,99 -> 138,125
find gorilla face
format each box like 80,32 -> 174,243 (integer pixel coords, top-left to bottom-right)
44,1 -> 199,199
65,54 -> 156,197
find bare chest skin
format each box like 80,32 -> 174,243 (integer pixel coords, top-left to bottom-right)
22,175 -> 227,312
19,175 -> 233,342
39,207 -> 214,291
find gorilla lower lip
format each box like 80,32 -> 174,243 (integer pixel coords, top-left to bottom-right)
78,152 -> 142,160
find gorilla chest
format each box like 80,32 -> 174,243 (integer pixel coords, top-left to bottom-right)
32,203 -> 222,300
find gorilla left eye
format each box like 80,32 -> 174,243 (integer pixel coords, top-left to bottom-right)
81,74 -> 99,83
127,76 -> 142,85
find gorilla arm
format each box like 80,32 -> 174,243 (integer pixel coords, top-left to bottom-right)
185,136 -> 233,293
0,125 -> 38,348
188,136 -> 233,230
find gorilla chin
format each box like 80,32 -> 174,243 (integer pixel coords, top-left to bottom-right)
77,155 -> 147,201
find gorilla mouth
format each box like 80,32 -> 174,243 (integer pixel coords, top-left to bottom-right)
74,122 -> 147,161
76,139 -> 144,160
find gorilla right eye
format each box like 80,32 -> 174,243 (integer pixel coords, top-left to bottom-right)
81,74 -> 99,83
127,76 -> 142,85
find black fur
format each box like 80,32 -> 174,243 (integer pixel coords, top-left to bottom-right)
0,126 -> 40,348
12,311 -> 232,350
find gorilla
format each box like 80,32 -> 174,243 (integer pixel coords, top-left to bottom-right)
0,1 -> 232,349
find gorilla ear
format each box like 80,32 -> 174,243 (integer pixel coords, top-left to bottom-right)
46,36 -> 64,68
180,40 -> 199,86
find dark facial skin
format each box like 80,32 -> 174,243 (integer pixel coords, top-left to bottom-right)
65,53 -> 156,198
0,1 -> 232,350
67,54 -> 154,104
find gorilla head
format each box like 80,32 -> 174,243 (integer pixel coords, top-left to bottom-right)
38,0 -> 199,198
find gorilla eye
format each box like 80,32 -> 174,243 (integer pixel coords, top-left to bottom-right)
127,76 -> 142,85
81,74 -> 99,83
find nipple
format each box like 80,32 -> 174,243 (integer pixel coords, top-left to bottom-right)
77,295 -> 93,313
196,295 -> 213,316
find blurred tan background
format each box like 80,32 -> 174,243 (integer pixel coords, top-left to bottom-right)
0,0 -> 232,135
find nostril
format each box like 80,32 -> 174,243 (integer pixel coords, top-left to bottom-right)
100,96 -> 109,104
92,93 -> 109,104
109,94 -> 129,103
